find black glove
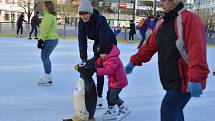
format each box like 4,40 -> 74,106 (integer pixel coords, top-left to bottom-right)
82,59 -> 87,63
87,56 -> 97,68
37,39 -> 44,49
87,59 -> 97,72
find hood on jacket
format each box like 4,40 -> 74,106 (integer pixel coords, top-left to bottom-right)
105,45 -> 120,60
98,41 -> 113,54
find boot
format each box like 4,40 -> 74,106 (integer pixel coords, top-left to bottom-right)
117,104 -> 131,120
102,106 -> 117,120
96,97 -> 104,109
38,73 -> 53,85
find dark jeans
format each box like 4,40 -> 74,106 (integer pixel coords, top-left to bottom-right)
16,25 -> 23,35
29,25 -> 38,38
161,90 -> 191,121
41,40 -> 58,74
129,34 -> 134,40
137,33 -> 146,49
106,88 -> 123,107
97,75 -> 104,97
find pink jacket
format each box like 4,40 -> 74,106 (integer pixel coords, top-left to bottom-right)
96,45 -> 128,89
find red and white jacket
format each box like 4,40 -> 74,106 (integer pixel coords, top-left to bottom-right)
130,7 -> 209,92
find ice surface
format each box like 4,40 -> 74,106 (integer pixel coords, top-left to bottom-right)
0,37 -> 214,121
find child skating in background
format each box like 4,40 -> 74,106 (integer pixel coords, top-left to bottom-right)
95,41 -> 131,120
113,25 -> 121,37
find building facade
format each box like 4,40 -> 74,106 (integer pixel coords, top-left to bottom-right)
0,0 -> 34,22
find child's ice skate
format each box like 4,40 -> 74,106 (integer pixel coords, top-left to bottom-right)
103,106 -> 117,120
117,104 -> 131,121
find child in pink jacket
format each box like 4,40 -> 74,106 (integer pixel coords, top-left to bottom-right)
95,42 -> 131,120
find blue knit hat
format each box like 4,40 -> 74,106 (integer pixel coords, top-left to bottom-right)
78,0 -> 93,14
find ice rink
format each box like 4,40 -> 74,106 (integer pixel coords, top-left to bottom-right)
0,37 -> 215,121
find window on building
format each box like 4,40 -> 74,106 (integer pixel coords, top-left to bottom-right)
11,13 -> 15,22
5,0 -> 11,4
17,14 -> 20,20
12,0 -> 15,4
5,14 -> 10,21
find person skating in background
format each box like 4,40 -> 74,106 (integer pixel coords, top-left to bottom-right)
150,15 -> 159,30
137,16 -> 151,49
205,23 -> 209,41
37,1 -> 58,85
95,42 -> 130,120
113,24 -> 121,37
128,20 -> 136,43
78,0 -> 117,108
125,0 -> 209,121
16,12 -> 27,37
28,12 -> 40,39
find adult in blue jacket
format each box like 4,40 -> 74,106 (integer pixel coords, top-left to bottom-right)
78,0 -> 117,108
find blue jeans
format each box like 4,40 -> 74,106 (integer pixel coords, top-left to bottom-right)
41,40 -> 58,74
161,90 -> 191,121
137,33 -> 146,49
29,25 -> 38,38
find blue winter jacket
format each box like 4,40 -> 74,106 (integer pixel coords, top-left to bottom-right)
78,9 -> 117,61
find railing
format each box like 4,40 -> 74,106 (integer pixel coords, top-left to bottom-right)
0,22 -> 142,41
0,22 -> 79,37
0,22 -> 215,44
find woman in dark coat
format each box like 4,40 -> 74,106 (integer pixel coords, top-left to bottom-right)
16,12 -> 27,37
128,20 -> 136,42
78,0 -> 117,108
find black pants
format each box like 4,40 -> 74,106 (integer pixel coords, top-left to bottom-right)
106,88 -> 123,107
17,25 -> 23,35
161,90 -> 191,121
96,75 -> 104,97
129,34 -> 134,40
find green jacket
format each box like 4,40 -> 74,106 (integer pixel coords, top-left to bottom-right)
40,11 -> 58,40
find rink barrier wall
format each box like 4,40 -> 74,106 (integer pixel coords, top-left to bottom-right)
0,22 -> 215,44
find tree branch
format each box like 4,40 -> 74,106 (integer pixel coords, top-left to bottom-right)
17,3 -> 27,14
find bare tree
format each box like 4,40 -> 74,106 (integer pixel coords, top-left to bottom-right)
70,0 -> 79,17
17,0 -> 40,23
138,0 -> 154,17
198,10 -> 215,32
91,0 -> 113,14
